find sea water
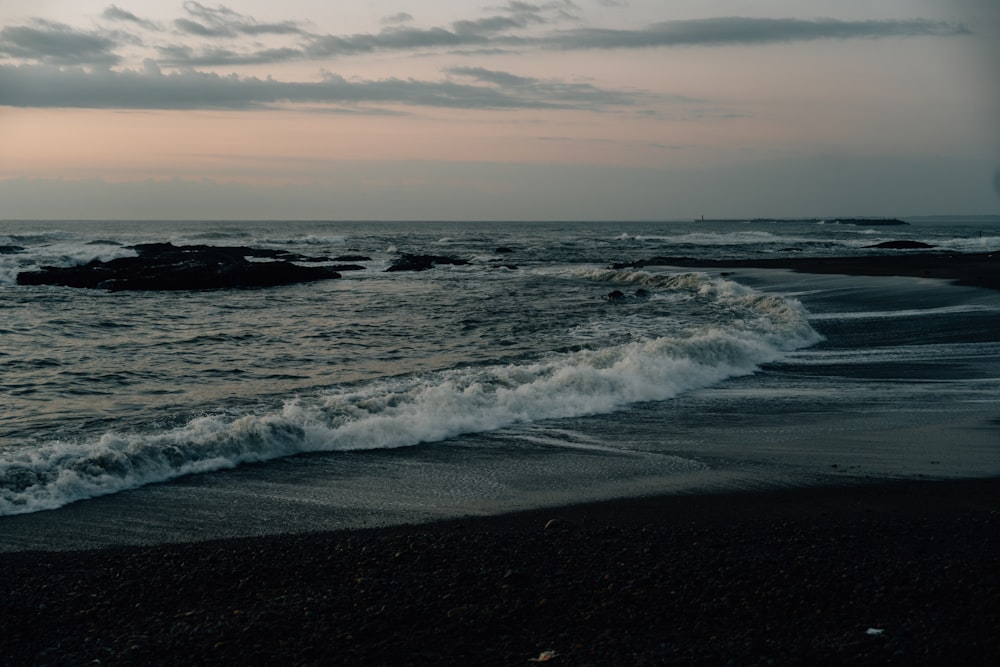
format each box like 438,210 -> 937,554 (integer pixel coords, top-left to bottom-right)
1,218 -> 998,549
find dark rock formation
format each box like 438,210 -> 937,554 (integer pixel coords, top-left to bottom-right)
864,240 -> 936,249
386,254 -> 471,272
607,288 -> 650,303
17,243 -> 341,291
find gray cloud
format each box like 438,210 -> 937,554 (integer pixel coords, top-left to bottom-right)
0,63 -> 642,111
102,5 -> 160,31
173,1 -> 307,39
0,19 -> 121,65
448,65 -> 649,108
381,13 -> 414,26
541,16 -> 970,50
0,7 -> 972,105
158,1 -> 581,66
303,28 -> 466,58
159,13 -> 970,68
0,5 -> 970,71
174,17 -> 230,38
456,1 -> 580,35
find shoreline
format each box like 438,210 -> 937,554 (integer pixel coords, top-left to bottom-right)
3,477 -> 998,664
615,251 -> 999,291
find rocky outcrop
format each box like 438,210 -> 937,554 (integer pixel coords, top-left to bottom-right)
606,288 -> 651,303
17,243 -> 342,291
385,254 -> 471,272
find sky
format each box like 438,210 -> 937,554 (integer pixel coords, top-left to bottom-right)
1,0 -> 998,220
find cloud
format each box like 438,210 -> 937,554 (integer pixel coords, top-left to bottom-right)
448,65 -> 651,108
102,5 -> 160,31
172,1 -> 307,39
0,5 -> 971,71
0,63 -> 644,112
454,1 -> 580,35
541,17 -> 970,50
159,13 -> 970,68
0,19 -> 121,66
0,7 -> 972,101
381,13 -> 414,26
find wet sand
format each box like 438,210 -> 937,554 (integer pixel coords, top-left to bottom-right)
618,251 -> 999,291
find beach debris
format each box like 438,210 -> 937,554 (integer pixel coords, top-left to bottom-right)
866,628 -> 885,636
529,649 -> 558,662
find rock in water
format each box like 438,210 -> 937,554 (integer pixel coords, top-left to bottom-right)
16,243 -> 342,291
385,254 -> 471,272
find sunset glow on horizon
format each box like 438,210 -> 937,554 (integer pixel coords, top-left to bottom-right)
1,0 -> 997,220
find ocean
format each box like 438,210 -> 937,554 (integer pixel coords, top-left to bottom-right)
2,218 -> 999,550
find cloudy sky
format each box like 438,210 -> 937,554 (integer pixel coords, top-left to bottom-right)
1,0 -> 997,220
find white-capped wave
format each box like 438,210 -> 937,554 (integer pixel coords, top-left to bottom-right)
0,242 -> 140,286
0,274 -> 820,515
931,235 -> 1000,253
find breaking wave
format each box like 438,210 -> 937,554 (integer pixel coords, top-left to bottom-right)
0,272 -> 820,515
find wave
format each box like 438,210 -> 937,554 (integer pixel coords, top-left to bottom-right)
255,234 -> 349,246
928,235 -> 1000,253
615,230 -> 817,246
808,304 -> 999,321
0,274 -> 820,515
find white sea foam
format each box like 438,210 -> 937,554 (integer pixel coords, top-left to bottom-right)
808,303 -> 999,321
0,242 -> 140,286
256,234 -> 349,246
0,273 -> 820,515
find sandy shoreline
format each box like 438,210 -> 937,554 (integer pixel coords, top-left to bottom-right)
3,477 -> 998,665
616,250 -> 999,291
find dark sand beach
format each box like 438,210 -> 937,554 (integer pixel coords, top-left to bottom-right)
2,478 -> 998,665
3,252 -> 998,665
